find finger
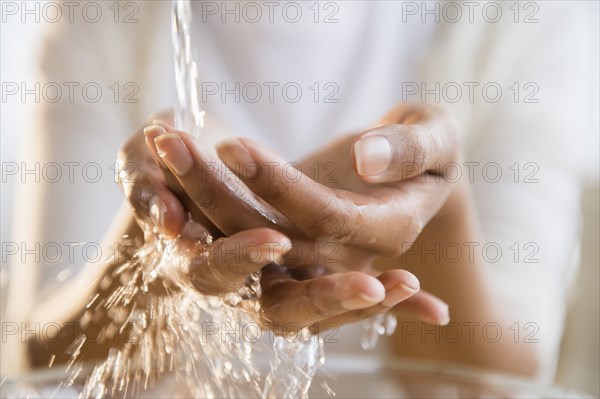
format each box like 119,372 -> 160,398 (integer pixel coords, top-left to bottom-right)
149,130 -> 325,266
217,137 -> 451,257
260,268 -> 386,331
189,228 -> 291,295
215,137 -> 374,247
151,118 -> 174,130
308,270 -> 421,332
147,110 -> 174,129
392,290 -> 450,325
147,189 -> 187,237
121,173 -> 185,238
153,131 -> 288,236
143,125 -> 221,235
352,105 -> 459,183
143,124 -> 170,163
119,129 -> 186,238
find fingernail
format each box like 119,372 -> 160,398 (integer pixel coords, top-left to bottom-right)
381,283 -> 420,307
215,138 -> 257,179
143,125 -> 166,159
439,305 -> 450,326
143,124 -> 166,136
342,293 -> 380,310
154,133 -> 193,176
151,119 -> 173,129
354,135 -> 391,176
402,273 -> 420,291
271,251 -> 286,266
149,195 -> 167,231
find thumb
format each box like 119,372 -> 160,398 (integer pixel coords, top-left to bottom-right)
352,121 -> 457,184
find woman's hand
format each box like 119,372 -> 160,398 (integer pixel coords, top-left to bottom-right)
216,104 -> 460,261
172,222 -> 424,333
117,116 -> 431,332
211,104 -> 458,325
147,127 -> 436,332
137,104 -> 454,328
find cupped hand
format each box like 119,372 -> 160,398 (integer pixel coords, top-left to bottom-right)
140,125 -> 430,331
211,104 -> 458,326
135,106 -> 452,329
117,116 -> 427,331
215,104 -> 460,260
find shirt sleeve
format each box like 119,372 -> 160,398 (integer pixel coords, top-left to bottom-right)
427,2 -> 595,381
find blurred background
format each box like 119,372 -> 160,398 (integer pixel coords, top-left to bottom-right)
1,1 -> 598,396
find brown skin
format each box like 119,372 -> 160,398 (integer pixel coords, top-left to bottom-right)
200,104 -> 540,375
27,203 -> 142,367
27,105 -> 450,367
381,180 -> 541,376
140,110 -> 451,329
126,117 -> 445,330
31,103 -> 538,377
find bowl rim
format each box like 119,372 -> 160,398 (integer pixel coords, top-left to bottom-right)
1,356 -> 593,398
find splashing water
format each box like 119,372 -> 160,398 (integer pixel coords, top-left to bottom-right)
361,313 -> 398,351
61,2 -> 325,398
68,229 -> 393,397
70,223 -> 324,398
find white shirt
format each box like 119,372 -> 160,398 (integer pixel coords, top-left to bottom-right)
190,1 -> 436,160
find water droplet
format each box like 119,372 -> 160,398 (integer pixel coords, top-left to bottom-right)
322,381 -> 336,397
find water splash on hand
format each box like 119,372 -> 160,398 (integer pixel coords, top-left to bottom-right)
64,2 -> 325,397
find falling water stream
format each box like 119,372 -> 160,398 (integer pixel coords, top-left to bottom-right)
172,0 -> 204,139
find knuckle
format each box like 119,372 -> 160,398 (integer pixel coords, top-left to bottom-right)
390,131 -> 426,179
445,113 -> 462,142
408,132 -> 428,170
308,212 -> 344,240
445,122 -> 461,162
193,187 -> 219,213
306,199 -> 358,243
260,174 -> 288,202
116,143 -> 153,186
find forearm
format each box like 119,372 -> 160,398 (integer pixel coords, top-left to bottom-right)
27,202 -> 142,368
378,181 -> 541,376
